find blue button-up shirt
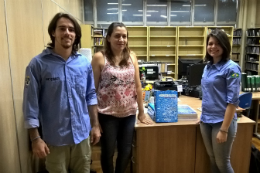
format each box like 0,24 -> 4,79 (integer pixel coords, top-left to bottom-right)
23,48 -> 97,146
200,60 -> 241,123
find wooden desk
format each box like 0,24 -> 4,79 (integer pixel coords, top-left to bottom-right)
251,93 -> 260,139
133,96 -> 255,173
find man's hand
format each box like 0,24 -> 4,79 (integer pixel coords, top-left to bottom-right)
138,112 -> 154,125
90,125 -> 101,145
32,138 -> 50,158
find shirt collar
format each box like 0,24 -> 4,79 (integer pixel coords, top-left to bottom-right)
206,60 -> 226,71
42,48 -> 80,59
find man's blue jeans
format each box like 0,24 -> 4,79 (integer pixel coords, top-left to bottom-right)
98,113 -> 136,173
200,119 -> 237,173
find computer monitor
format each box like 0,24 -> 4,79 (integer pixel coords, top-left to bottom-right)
188,63 -> 206,86
178,58 -> 203,79
139,65 -> 159,80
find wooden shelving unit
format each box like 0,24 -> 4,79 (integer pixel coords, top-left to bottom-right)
177,26 -> 207,79
245,28 -> 260,75
207,26 -> 234,45
148,26 -> 177,79
127,26 -> 148,62
232,28 -> 242,65
80,24 -> 93,49
81,25 -> 236,80
92,27 -> 107,54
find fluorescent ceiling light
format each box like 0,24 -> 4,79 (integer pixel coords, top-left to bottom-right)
147,4 -> 167,7
133,14 -> 151,17
107,8 -> 118,10
107,12 -> 118,14
160,15 -> 167,18
183,4 -> 207,6
138,10 -> 158,12
195,4 -> 207,6
107,3 -> 118,5
133,14 -> 143,16
171,11 -> 190,12
161,15 -> 177,18
122,10 -> 127,11
122,4 -> 131,6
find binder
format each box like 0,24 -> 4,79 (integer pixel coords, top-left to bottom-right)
241,73 -> 247,92
256,75 -> 260,92
251,76 -> 256,92
247,76 -> 252,92
255,76 -> 258,92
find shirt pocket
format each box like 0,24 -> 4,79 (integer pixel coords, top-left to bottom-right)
201,73 -> 208,87
74,72 -> 87,97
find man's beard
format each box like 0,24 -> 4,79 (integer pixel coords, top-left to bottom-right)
62,44 -> 73,49
61,37 -> 73,49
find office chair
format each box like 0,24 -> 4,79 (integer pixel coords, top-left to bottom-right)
239,92 -> 253,117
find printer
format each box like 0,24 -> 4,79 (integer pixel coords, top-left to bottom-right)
153,81 -> 181,97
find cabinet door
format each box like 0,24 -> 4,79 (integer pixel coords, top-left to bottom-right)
135,126 -> 197,173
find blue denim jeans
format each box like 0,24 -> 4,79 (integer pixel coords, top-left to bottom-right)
200,119 -> 237,173
98,113 -> 136,173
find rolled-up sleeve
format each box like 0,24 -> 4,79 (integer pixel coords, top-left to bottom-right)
23,64 -> 40,128
86,64 -> 97,105
226,66 -> 241,107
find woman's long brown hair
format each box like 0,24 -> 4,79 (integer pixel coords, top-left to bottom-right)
103,22 -> 131,67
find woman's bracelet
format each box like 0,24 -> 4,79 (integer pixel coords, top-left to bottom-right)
219,129 -> 228,133
31,136 -> 41,142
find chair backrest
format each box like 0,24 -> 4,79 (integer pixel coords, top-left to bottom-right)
239,92 -> 253,109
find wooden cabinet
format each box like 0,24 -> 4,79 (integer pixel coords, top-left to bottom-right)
132,96 -> 254,173
133,125 -> 197,173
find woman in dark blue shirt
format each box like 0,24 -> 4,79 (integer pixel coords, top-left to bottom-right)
200,29 -> 241,173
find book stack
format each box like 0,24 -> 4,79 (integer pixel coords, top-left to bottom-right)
178,105 -> 198,120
